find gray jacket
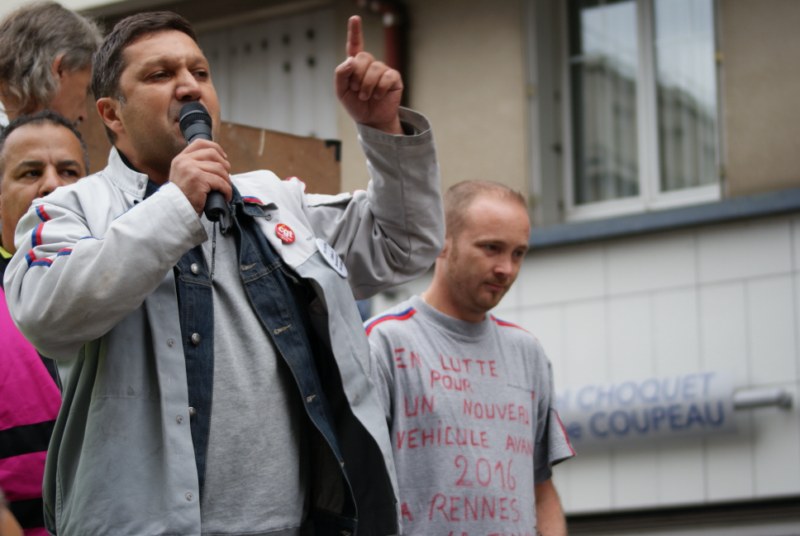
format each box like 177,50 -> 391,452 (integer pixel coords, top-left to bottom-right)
4,109 -> 443,535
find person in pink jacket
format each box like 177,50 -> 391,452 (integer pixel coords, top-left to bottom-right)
0,111 -> 88,536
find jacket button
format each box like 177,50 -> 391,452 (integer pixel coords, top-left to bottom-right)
176,414 -> 184,424
185,492 -> 193,502
167,338 -> 175,348
189,406 -> 197,417
191,332 -> 201,345
190,263 -> 200,275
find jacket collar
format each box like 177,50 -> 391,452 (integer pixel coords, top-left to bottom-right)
105,147 -> 151,201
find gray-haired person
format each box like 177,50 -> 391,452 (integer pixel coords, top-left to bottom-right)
0,1 -> 101,125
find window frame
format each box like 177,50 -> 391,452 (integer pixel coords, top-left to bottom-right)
556,0 -> 722,222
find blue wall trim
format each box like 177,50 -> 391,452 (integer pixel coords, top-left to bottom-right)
530,188 -> 800,249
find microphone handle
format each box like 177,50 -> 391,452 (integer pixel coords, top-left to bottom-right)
185,130 -> 232,232
204,191 -> 228,222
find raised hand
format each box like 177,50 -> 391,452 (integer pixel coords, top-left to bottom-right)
334,15 -> 403,134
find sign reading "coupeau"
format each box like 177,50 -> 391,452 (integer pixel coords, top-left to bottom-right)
556,372 -> 736,449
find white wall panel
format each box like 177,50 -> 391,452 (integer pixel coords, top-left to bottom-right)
608,295 -> 653,379
698,281 -> 755,502
550,466 -> 574,512
557,453 -> 615,512
611,448 -> 659,507
563,301 -> 609,385
796,273 -> 800,381
704,413 -> 755,501
606,234 -> 697,295
519,305 -> 567,386
752,383 -> 800,496
697,219 -> 792,284
556,301 -> 613,512
746,275 -> 798,384
523,244 -> 606,306
699,283 -> 749,381
653,289 -> 700,376
657,439 -> 705,505
651,290 -> 706,505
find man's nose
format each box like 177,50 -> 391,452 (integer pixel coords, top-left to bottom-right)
38,168 -> 64,197
176,70 -> 202,101
494,256 -> 515,277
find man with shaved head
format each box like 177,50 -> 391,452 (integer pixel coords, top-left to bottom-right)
366,180 -> 574,536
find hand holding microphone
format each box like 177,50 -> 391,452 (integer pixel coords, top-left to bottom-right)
178,102 -> 231,233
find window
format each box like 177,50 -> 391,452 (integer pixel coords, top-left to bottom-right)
563,0 -> 720,220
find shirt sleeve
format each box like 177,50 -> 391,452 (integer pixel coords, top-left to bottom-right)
533,349 -> 576,483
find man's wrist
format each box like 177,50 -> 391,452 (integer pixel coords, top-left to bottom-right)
364,116 -> 403,135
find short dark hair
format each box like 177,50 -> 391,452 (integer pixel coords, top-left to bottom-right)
444,180 -> 527,239
0,1 -> 101,116
0,110 -> 90,175
91,11 -> 197,100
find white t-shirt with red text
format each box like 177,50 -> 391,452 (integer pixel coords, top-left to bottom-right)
366,296 -> 574,536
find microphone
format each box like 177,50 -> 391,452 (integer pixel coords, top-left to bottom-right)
178,102 -> 230,232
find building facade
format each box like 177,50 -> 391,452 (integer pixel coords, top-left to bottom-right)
2,0 -> 798,533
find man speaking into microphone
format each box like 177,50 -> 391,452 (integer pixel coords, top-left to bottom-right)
178,101 -> 231,230
4,10 -> 443,536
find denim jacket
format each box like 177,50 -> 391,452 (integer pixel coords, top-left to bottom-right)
4,109 -> 442,536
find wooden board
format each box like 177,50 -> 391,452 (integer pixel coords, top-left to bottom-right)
77,104 -> 341,194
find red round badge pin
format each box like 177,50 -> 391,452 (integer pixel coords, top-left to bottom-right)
275,223 -> 296,244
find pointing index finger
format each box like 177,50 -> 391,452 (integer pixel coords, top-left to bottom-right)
346,15 -> 363,57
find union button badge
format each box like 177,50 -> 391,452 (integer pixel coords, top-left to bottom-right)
275,223 -> 295,244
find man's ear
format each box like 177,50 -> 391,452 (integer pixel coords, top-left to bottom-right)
51,53 -> 66,79
97,97 -> 124,137
438,236 -> 451,259
0,189 -> 4,241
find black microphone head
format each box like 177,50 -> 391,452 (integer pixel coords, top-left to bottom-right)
179,102 -> 212,143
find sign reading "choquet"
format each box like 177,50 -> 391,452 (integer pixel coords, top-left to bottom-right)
556,371 -> 736,449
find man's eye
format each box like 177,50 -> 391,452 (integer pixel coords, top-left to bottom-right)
60,169 -> 81,179
194,70 -> 209,80
20,170 -> 43,180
